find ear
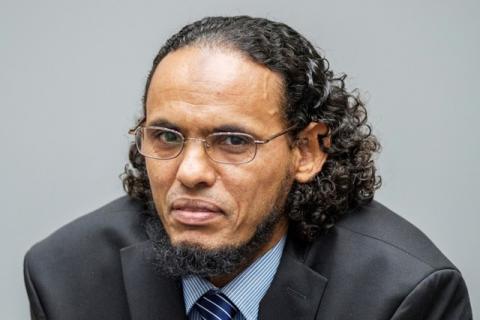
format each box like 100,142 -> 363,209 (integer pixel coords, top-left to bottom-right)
293,122 -> 330,183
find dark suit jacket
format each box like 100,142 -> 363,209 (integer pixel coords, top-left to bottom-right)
24,197 -> 472,319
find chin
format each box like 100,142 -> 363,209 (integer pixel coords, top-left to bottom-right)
144,196 -> 285,278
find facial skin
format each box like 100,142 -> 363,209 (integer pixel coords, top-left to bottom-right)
144,45 -> 328,285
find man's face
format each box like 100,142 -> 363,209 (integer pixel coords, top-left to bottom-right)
144,46 -> 295,254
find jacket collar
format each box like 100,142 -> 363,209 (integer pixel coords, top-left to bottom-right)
259,237 -> 328,320
120,236 -> 328,320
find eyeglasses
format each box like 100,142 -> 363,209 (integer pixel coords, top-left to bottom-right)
128,124 -> 297,164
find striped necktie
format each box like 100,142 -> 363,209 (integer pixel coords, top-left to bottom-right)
194,289 -> 239,320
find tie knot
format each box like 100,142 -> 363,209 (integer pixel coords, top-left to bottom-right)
194,289 -> 239,320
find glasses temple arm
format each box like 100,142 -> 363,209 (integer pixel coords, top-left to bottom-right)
255,124 -> 298,144
128,118 -> 146,135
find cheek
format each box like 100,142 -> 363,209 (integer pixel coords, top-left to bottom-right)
145,160 -> 176,208
222,156 -> 292,226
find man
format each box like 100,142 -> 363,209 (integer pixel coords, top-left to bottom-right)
24,16 -> 472,319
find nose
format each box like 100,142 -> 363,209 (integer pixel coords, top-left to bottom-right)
175,139 -> 217,189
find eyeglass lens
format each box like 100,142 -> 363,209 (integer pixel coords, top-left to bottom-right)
136,127 -> 257,164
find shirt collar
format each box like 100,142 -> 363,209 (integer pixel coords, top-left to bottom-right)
182,236 -> 286,320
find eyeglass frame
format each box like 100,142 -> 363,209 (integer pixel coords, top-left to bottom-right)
128,122 -> 298,164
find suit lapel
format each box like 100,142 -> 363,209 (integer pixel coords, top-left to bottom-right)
259,238 -> 328,320
120,241 -> 187,320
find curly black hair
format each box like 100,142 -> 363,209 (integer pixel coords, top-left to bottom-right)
122,16 -> 381,242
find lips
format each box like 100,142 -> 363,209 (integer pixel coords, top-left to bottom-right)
170,198 -> 225,225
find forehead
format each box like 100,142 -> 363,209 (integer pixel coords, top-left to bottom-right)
145,46 -> 286,132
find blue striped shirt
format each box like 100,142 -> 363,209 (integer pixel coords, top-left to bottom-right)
182,236 -> 286,320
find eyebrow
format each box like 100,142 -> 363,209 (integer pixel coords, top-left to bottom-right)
211,125 -> 252,134
146,118 -> 180,131
146,118 -> 256,136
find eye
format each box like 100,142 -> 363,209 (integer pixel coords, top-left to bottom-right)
161,131 -> 181,143
208,134 -> 253,155
149,129 -> 182,144
218,134 -> 251,146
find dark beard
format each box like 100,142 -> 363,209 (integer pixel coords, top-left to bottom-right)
143,199 -> 285,279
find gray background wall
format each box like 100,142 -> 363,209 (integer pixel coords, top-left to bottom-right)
1,0 -> 478,318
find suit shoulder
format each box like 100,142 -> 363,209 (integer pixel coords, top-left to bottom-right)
24,196 -> 147,318
334,200 -> 455,270
300,200 -> 466,318
26,196 -> 147,266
